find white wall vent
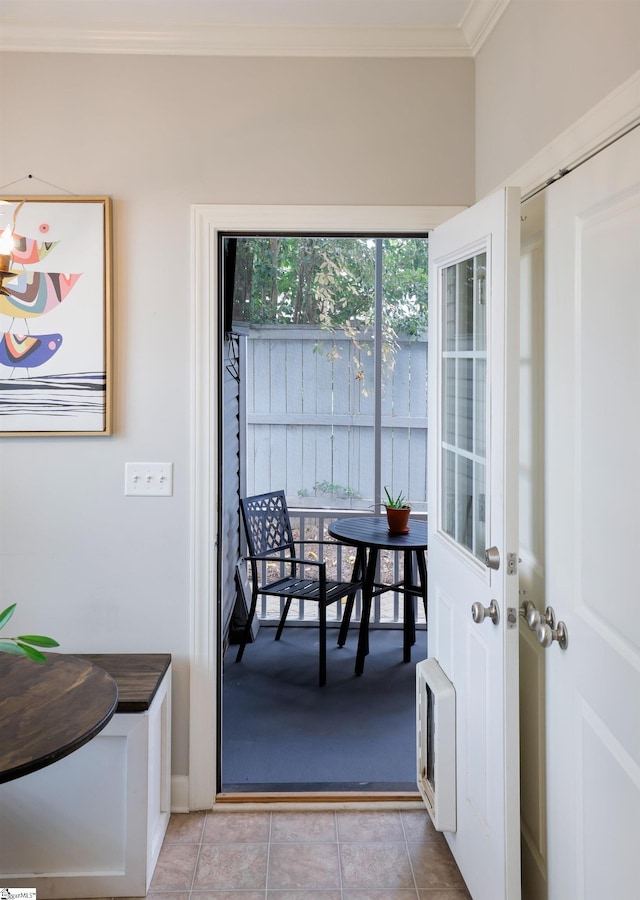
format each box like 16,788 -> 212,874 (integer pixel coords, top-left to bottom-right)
416,657 -> 457,832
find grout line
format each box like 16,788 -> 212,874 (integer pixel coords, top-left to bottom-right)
187,809 -> 207,897
264,809 -> 273,897
333,810 -> 344,900
400,809 -> 421,899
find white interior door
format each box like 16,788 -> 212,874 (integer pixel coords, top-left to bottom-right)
545,126 -> 640,900
427,187 -> 521,900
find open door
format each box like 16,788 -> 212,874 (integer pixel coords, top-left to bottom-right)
425,187 -> 521,900
545,125 -> 640,900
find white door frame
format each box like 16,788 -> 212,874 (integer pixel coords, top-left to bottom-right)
188,69 -> 640,811
189,203 -> 464,810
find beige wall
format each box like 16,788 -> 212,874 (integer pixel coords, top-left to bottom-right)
475,0 -> 640,197
0,53 -> 475,206
0,51 -> 474,785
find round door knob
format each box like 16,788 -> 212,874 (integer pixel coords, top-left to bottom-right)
520,599 -> 541,630
536,622 -> 554,647
536,619 -> 569,650
471,600 -> 500,625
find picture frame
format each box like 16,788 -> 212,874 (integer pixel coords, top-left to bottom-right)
0,196 -> 112,435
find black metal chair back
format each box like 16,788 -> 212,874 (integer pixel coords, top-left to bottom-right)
241,490 -> 297,578
235,490 -> 361,686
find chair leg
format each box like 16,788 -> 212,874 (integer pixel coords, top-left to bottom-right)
236,589 -> 259,663
338,593 -> 356,647
319,602 -> 327,687
275,597 -> 293,641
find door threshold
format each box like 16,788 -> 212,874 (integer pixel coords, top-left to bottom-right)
217,790 -> 422,804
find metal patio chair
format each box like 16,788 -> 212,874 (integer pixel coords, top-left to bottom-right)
235,490 -> 362,686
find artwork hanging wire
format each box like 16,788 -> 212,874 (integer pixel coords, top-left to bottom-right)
0,194 -> 112,435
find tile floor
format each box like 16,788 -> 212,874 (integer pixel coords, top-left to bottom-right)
132,807 -> 471,899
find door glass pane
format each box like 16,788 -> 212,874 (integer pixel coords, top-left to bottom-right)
474,358 -> 486,457
443,358 -> 456,445
458,358 -> 473,452
442,448 -> 456,539
473,462 -> 486,558
440,251 -> 488,558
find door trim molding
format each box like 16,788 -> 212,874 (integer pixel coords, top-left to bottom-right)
189,204 -> 464,810
188,70 -> 640,811
489,68 -> 640,201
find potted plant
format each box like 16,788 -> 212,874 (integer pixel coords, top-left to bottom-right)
383,486 -> 411,534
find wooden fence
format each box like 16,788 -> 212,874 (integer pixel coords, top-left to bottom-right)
244,325 -> 428,511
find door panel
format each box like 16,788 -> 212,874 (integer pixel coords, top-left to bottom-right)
427,187 -> 521,900
545,126 -> 640,900
519,197 -> 548,900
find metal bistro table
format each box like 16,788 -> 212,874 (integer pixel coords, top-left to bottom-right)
328,515 -> 428,675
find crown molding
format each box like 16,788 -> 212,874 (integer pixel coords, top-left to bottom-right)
0,13 -> 506,58
460,0 -> 511,55
0,24 -> 470,57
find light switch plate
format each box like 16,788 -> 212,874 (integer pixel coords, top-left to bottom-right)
125,462 -> 173,496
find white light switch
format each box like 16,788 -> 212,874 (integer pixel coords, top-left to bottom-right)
125,462 -> 173,497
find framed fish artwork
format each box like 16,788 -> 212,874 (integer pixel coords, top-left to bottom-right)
0,196 -> 112,435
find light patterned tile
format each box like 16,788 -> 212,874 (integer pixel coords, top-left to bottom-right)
192,892 -> 266,899
343,891 -> 419,899
400,810 -> 445,843
271,810 -> 337,842
418,891 -> 471,899
337,810 -> 405,842
164,811 -> 206,843
338,810 -> 407,843
194,842 -> 268,891
267,892 -> 342,900
144,894 -> 190,900
148,842 -> 199,891
340,842 -> 414,890
268,841 -> 341,890
408,841 -> 467,890
203,810 -> 271,843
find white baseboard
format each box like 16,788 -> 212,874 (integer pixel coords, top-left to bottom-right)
171,774 -> 191,812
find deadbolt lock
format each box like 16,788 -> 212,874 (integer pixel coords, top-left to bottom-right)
484,547 -> 500,570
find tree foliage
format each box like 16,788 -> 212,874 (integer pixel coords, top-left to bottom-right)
229,236 -> 428,336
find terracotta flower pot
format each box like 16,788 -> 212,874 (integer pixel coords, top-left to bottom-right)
385,505 -> 411,534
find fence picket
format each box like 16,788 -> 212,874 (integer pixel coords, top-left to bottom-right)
246,326 -> 427,511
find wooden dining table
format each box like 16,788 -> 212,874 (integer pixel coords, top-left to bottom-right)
327,515 -> 428,675
0,652 -> 118,784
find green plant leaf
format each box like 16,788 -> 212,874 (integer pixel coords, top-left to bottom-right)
383,486 -> 407,508
0,603 -> 17,630
16,635 -> 60,648
16,642 -> 47,662
0,640 -> 26,655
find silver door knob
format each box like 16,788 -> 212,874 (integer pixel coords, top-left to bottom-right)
471,599 -> 500,625
536,619 -> 569,650
519,599 -> 541,630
